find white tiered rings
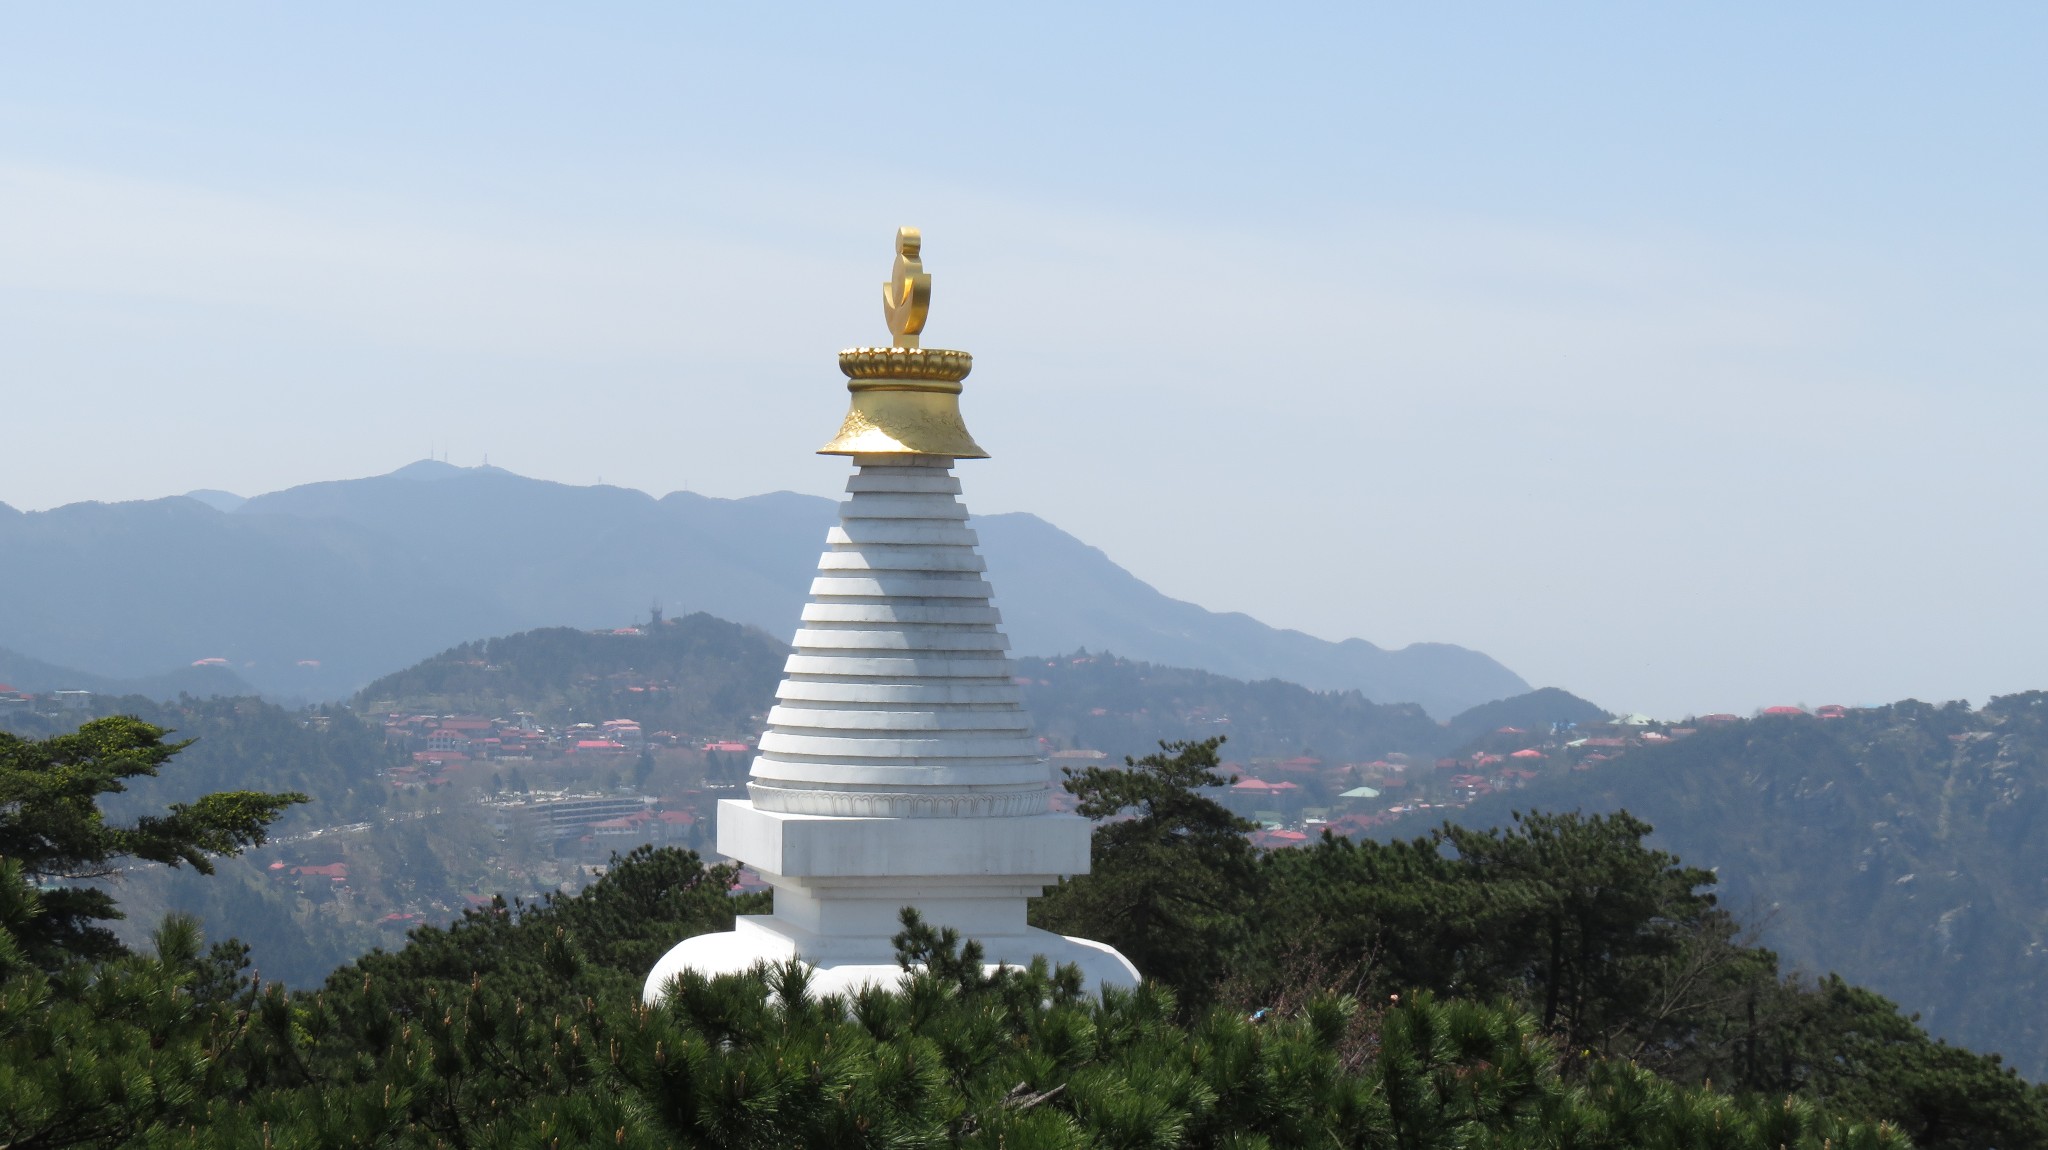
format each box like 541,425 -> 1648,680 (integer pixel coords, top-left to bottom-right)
749,456 -> 1051,820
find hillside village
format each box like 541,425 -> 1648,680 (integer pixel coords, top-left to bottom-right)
1222,702 -> 1863,842
6,662 -> 1860,870
303,692 -> 1872,907
1,662 -> 1862,942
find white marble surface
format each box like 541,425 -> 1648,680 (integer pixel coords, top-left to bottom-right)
747,456 -> 1050,820
717,801 -> 1091,879
643,916 -> 1141,1002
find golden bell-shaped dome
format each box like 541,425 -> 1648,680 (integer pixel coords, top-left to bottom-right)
819,227 -> 989,459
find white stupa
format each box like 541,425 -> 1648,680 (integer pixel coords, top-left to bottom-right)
643,229 -> 1140,1000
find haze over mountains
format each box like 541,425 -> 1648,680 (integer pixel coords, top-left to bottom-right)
0,462 -> 1528,716
0,643 -> 255,699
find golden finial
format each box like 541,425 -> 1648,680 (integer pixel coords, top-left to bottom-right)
819,227 -> 987,459
882,227 -> 931,349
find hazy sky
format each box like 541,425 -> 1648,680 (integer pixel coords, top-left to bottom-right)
2,5 -> 2043,717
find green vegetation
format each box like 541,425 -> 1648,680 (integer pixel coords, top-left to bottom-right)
0,716 -> 304,966
11,725 -> 2025,1147
2,696 -> 422,986
1451,694 -> 2048,1081
0,695 -> 391,835
1435,686 -> 1611,748
1021,655 -> 1446,762
9,670 -> 2046,1146
2,692 -> 694,988
1037,739 -> 2048,1150
352,613 -> 786,738
353,620 -> 1599,763
1035,738 -> 1260,997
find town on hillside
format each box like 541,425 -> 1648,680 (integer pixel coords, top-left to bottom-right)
0,671 -> 1860,938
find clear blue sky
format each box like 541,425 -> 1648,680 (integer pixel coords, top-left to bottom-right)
2,4 -> 2043,716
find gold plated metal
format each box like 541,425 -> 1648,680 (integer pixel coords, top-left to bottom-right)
881,227 -> 931,350
838,346 -> 972,382
821,228 -> 989,459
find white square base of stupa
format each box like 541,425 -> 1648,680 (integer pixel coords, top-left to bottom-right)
718,799 -> 1091,879
640,801 -> 1139,1001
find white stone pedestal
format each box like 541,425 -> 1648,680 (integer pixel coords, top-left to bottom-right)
644,802 -> 1138,998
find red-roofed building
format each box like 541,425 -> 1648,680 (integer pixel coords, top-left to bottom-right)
1249,828 -> 1312,850
425,729 -> 473,754
589,816 -> 646,837
1762,706 -> 1807,717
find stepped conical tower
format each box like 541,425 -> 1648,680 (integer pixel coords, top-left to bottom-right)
643,229 -> 1139,999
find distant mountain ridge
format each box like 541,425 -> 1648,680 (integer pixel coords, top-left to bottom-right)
0,644 -> 256,699
0,462 -> 1528,713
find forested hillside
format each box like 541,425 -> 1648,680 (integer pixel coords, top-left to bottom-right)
0,696 -> 405,985
1022,656 -> 1603,763
0,694 -> 391,834
353,611 -> 785,740
354,617 -> 1596,764
1450,694 -> 2048,1081
10,724 -> 2045,1148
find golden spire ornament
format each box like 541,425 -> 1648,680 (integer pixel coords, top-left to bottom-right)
820,226 -> 988,458
881,227 -> 931,349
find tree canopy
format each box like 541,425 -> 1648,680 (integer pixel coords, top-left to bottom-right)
3,726 -> 2045,1147
0,716 -> 304,966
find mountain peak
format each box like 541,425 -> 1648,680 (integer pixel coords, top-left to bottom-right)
8,463 -> 1529,713
183,489 -> 247,513
384,460 -> 524,483
386,460 -> 472,481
